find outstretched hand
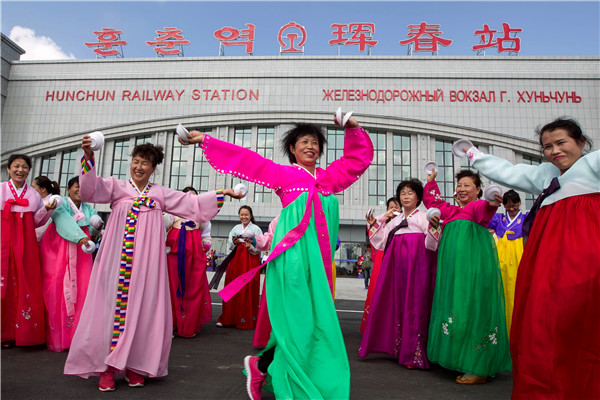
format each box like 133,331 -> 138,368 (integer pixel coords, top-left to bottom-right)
178,130 -> 205,146
82,135 -> 94,160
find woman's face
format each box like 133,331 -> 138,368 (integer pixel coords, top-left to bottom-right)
130,155 -> 155,188
387,200 -> 401,212
6,158 -> 30,188
398,187 -> 418,211
290,134 -> 320,169
504,200 -> 521,219
239,208 -> 252,226
32,181 -> 47,197
68,182 -> 81,203
455,176 -> 481,206
541,128 -> 584,174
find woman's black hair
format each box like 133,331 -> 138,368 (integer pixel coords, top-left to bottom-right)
280,123 -> 327,164
536,117 -> 593,152
131,143 -> 164,167
238,205 -> 256,224
33,176 -> 60,195
67,176 -> 79,189
182,186 -> 197,194
455,170 -> 483,199
502,189 -> 521,205
396,179 -> 424,207
7,154 -> 32,169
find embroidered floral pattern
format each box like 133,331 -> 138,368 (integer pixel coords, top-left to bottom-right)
441,315 -> 455,337
476,327 -> 500,351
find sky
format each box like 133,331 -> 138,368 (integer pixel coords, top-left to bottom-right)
1,0 -> 599,60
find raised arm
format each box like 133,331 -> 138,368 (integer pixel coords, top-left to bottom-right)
468,147 -> 555,195
423,180 -> 460,221
318,126 -> 374,193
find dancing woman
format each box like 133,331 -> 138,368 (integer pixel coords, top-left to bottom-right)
180,111 -> 373,399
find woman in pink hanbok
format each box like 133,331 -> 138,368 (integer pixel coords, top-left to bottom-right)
64,138 -> 243,392
1,154 -> 56,348
32,176 -> 61,242
40,176 -> 103,352
165,186 -> 213,338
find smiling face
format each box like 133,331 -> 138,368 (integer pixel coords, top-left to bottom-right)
239,208 -> 252,227
130,155 -> 155,188
6,158 -> 30,189
68,182 -> 81,204
290,134 -> 320,169
455,176 -> 481,206
504,200 -> 521,219
541,128 -> 585,175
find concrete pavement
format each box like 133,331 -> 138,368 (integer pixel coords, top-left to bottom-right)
1,274 -> 512,400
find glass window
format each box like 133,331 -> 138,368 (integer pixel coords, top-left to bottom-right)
326,127 -> 345,204
254,127 -> 274,203
39,153 -> 57,181
192,128 -> 213,193
59,148 -> 77,194
522,154 -> 542,210
230,127 -> 252,200
169,135 -> 188,190
135,135 -> 152,145
111,139 -> 130,181
392,134 -> 411,193
435,139 -> 455,201
367,131 -> 387,206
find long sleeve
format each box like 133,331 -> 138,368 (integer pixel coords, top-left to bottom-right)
52,202 -> 88,244
202,135 -> 284,190
228,224 -> 241,250
161,188 -> 220,224
470,152 -> 553,196
316,126 -> 374,194
201,221 -> 212,252
367,214 -> 393,251
255,216 -> 278,252
79,156 -> 119,204
424,180 -> 498,226
33,193 -> 53,227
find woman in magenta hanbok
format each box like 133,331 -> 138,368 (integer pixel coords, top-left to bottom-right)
40,176 -> 103,352
64,138 -> 243,392
1,154 -> 56,348
359,179 -> 439,369
165,186 -> 213,338
360,196 -> 400,334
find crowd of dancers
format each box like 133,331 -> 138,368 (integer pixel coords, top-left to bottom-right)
1,112 -> 598,399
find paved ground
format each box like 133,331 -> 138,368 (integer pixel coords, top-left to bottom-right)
1,275 -> 512,399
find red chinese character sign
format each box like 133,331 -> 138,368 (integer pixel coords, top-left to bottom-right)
399,22 -> 453,54
473,23 -> 522,55
146,27 -> 190,56
278,21 -> 307,54
85,28 -> 127,58
329,23 -> 378,54
214,24 -> 255,55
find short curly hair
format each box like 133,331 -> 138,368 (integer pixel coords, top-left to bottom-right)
131,143 -> 164,167
280,123 -> 327,165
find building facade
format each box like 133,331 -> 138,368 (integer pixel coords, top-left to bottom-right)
2,34 -> 599,264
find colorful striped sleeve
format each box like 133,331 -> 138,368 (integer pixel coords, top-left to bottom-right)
81,156 -> 95,174
215,189 -> 224,212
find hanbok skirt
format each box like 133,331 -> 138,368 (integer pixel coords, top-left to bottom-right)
1,211 -> 46,345
511,193 -> 600,399
217,244 -> 260,330
41,225 -> 93,352
427,219 -> 511,377
166,228 -> 212,337
495,234 -> 523,338
262,192 -> 350,399
358,232 -> 436,369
